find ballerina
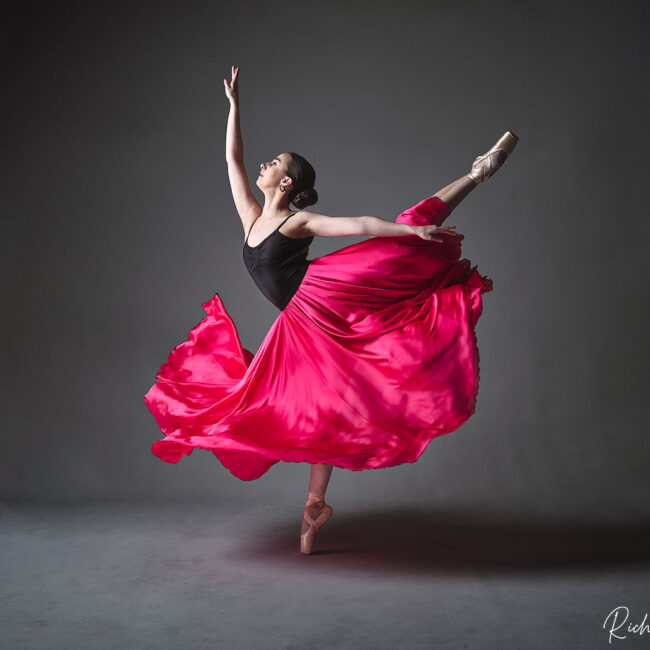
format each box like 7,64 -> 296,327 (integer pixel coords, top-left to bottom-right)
144,65 -> 518,555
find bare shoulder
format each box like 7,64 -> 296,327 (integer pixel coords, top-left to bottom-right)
239,206 -> 262,240
226,157 -> 263,234
287,209 -> 334,237
289,210 -> 367,238
280,209 -> 327,238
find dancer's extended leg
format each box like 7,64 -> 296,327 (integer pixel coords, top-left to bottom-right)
301,463 -> 333,535
432,145 -> 510,213
432,174 -> 477,214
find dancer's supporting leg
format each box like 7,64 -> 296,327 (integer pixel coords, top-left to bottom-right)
301,463 -> 333,534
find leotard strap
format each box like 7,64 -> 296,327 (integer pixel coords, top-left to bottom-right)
245,212 -> 297,246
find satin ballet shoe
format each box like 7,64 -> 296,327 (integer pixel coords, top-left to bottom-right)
467,130 -> 519,185
300,492 -> 334,555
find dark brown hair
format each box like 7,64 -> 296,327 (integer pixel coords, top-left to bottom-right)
286,152 -> 318,209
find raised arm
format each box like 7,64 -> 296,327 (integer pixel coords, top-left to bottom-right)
223,66 -> 262,231
302,212 -> 459,243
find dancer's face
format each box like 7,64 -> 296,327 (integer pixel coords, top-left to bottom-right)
256,153 -> 293,192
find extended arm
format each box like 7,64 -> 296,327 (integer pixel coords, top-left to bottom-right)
301,212 -> 459,242
224,67 -> 262,228
225,96 -> 243,163
303,213 -> 415,238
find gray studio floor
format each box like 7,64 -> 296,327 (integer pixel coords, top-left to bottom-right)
2,499 -> 649,649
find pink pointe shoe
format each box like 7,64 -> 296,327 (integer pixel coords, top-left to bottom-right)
300,492 -> 334,555
467,130 -> 519,185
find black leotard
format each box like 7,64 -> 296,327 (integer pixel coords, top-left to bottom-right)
242,212 -> 314,310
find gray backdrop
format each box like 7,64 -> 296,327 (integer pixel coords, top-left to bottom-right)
2,0 -> 648,514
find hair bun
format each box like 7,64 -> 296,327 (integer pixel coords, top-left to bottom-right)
292,186 -> 318,210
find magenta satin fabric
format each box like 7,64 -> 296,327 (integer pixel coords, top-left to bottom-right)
144,195 -> 493,480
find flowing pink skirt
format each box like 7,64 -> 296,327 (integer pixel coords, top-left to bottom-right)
144,195 -> 493,480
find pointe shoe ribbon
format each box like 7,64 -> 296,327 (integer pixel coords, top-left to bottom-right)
468,130 -> 519,184
300,492 -> 334,555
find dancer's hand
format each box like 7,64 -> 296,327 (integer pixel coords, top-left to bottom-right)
224,65 -> 240,104
414,224 -> 461,242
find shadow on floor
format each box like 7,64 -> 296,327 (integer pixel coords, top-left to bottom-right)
237,505 -> 650,575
